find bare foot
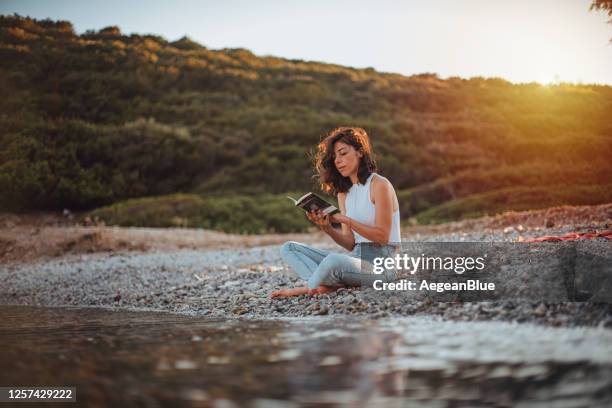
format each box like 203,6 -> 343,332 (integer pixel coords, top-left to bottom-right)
270,285 -> 343,298
308,285 -> 342,296
270,287 -> 310,298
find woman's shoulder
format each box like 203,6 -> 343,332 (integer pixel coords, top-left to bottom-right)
370,173 -> 399,211
371,173 -> 393,190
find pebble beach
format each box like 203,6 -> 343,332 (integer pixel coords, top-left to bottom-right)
2,205 -> 611,328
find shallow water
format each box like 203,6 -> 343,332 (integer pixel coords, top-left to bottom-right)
1,306 -> 612,407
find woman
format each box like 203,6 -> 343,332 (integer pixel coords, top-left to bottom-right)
270,127 -> 401,298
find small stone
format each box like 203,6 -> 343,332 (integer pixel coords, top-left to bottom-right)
175,359 -> 197,370
319,356 -> 342,366
534,303 -> 547,317
207,356 -> 230,365
181,389 -> 209,401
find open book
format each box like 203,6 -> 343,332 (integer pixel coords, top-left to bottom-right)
286,192 -> 341,227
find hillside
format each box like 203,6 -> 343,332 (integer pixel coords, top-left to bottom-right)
1,15 -> 611,232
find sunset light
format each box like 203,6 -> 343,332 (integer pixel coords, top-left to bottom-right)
2,0 -> 611,85
1,1 -> 612,406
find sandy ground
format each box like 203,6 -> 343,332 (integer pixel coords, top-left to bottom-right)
0,218 -> 333,264
1,203 -> 611,264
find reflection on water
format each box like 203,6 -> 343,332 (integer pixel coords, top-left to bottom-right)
1,306 -> 612,407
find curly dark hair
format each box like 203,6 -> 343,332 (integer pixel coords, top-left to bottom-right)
312,127 -> 378,195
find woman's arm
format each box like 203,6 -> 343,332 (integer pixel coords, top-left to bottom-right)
307,193 -> 355,251
331,177 -> 394,245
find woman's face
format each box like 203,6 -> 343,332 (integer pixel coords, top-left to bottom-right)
333,141 -> 362,177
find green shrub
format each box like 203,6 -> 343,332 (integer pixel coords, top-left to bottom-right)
88,193 -> 316,234
2,15 -> 611,230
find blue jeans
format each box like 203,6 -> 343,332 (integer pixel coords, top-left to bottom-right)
280,241 -> 398,289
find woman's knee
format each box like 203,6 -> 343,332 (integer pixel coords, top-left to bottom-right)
280,240 -> 304,262
280,240 -> 295,253
280,241 -> 295,259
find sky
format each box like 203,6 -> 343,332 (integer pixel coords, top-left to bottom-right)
2,0 -> 611,85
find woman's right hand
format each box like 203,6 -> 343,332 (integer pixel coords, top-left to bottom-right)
307,209 -> 330,230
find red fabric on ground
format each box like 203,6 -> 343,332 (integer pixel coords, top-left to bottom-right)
521,230 -> 612,242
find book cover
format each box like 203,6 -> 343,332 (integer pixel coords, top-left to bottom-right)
287,193 -> 341,227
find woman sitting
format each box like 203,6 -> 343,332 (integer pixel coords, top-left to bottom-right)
271,127 -> 401,298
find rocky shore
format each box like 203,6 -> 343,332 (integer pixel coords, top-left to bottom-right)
2,206 -> 611,328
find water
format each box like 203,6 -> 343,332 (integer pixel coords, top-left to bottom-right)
1,306 -> 611,407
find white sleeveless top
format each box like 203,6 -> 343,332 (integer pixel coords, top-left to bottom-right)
345,172 -> 401,244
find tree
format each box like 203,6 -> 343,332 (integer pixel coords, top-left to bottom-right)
591,0 -> 612,17
591,0 -> 612,40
